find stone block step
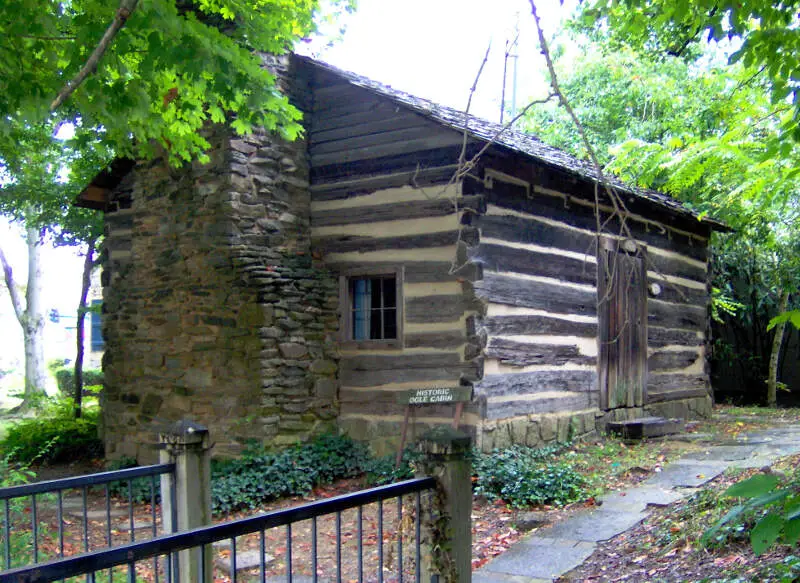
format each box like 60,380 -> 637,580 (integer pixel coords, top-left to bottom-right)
608,416 -> 684,439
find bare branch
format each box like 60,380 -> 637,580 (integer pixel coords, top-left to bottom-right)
459,42 -> 492,167
0,244 -> 25,324
50,0 -> 139,112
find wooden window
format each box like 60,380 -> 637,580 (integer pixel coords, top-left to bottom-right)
90,299 -> 104,351
341,268 -> 403,348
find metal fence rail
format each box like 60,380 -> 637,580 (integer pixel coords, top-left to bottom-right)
0,463 -> 176,573
0,477 -> 437,583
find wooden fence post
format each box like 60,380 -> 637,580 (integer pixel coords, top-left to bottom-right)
417,427 -> 472,583
159,420 -> 213,583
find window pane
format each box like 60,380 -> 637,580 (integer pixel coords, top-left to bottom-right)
382,277 -> 396,308
352,278 -> 372,340
384,308 -> 397,339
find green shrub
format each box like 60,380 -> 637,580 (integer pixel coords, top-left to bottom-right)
0,398 -> 103,464
53,367 -> 104,399
363,448 -> 421,486
106,457 -> 161,505
211,433 -> 370,514
473,444 -> 588,508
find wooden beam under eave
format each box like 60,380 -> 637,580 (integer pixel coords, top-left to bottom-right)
75,185 -> 109,210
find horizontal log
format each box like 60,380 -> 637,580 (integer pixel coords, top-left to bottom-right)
648,350 -> 701,371
476,370 -> 598,397
482,183 -> 709,262
647,387 -> 710,404
477,213 -> 596,256
648,300 -> 706,331
487,339 -> 597,367
482,315 -> 597,338
340,352 -> 462,372
485,391 -> 600,419
311,132 -> 467,168
646,373 -> 707,393
311,100 -> 420,131
406,294 -> 478,323
311,195 -> 484,227
340,364 -> 479,388
474,273 -> 597,317
310,165 -> 459,201
647,278 -> 708,305
648,326 -> 704,348
310,125 -> 446,156
310,112 -> 430,145
313,229 -> 478,255
312,90 -> 385,115
339,395 -> 480,419
323,261 -> 482,283
473,243 -> 596,286
647,252 -> 706,283
404,330 -> 467,349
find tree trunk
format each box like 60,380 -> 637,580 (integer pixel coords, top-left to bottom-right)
23,225 -> 48,406
767,290 -> 790,408
74,236 -> 97,419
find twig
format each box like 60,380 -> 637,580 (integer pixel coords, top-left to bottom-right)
460,42 -> 492,167
50,0 -> 139,111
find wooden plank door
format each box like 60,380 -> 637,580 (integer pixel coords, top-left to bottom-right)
598,239 -> 648,410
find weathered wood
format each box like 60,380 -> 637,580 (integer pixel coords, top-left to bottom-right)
487,339 -> 597,367
482,315 -> 597,338
311,100 -> 415,131
477,213 -> 597,256
340,364 -> 479,388
647,253 -> 706,284
648,326 -> 704,348
473,243 -> 596,286
647,350 -> 700,371
406,294 -> 478,323
482,180 -> 709,262
598,247 -> 648,410
646,387 -> 709,404
311,195 -> 484,227
311,114 -> 432,147
311,132 -> 468,168
310,125 -> 447,156
476,370 -> 598,397
340,353 -> 462,372
313,229 -> 478,255
648,300 -> 706,331
310,165 -> 459,201
647,279 -> 708,305
312,90 -> 385,115
646,373 -> 707,393
485,391 -> 600,419
324,261 -> 481,284
404,330 -> 467,349
474,272 -> 597,316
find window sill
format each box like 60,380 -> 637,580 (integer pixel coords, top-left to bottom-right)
340,339 -> 403,351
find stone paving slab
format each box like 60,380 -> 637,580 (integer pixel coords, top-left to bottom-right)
533,509 -> 647,543
473,571 -> 551,583
682,445 -> 759,462
599,485 -> 685,512
67,508 -> 127,520
477,539 -> 595,580
643,461 -> 729,488
215,550 -> 275,575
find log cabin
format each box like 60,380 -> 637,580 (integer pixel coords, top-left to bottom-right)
78,55 -> 728,460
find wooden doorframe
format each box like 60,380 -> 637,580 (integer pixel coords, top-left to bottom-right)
598,237 -> 648,410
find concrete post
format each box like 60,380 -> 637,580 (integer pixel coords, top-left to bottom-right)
159,420 -> 212,583
416,427 -> 472,583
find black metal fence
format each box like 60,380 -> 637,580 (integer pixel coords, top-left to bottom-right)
0,464 -> 176,574
0,477 -> 437,583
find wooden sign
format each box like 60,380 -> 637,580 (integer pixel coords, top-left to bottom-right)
397,386 -> 472,405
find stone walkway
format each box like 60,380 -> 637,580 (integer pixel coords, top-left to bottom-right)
474,425 -> 800,582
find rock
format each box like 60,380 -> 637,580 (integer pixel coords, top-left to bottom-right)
514,510 -> 550,532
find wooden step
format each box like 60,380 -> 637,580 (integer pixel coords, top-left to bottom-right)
608,416 -> 684,439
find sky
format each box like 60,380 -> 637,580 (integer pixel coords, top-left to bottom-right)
0,0 -> 575,373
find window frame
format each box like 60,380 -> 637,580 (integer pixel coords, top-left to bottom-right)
339,266 -> 404,350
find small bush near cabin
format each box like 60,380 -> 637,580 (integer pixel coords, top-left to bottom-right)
473,444 -> 588,508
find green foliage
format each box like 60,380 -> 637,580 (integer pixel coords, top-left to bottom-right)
363,448 -> 422,486
769,310 -> 800,332
473,444 -> 588,508
211,433 -> 370,514
0,397 -> 103,464
105,456 -> 160,505
53,366 -> 104,399
703,471 -> 800,556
